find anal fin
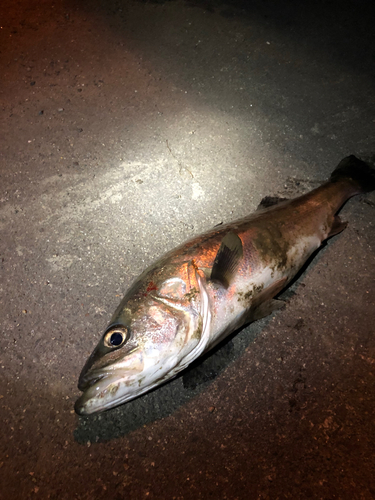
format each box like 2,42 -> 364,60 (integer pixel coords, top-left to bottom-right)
328,215 -> 348,238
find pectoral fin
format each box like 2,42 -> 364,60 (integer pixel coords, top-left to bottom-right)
211,232 -> 243,288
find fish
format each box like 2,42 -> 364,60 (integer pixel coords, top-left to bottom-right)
75,155 -> 375,415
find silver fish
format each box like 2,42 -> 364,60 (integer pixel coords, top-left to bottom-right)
75,155 -> 375,415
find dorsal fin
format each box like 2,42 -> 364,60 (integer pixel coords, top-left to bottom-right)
257,196 -> 289,210
211,232 -> 243,288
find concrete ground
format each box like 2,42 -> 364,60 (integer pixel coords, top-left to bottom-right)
1,0 -> 374,498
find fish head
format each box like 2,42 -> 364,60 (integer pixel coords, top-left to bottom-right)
75,275 -> 206,415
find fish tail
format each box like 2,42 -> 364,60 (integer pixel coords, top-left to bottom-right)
330,155 -> 375,194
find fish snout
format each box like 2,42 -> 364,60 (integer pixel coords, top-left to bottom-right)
75,349 -> 146,415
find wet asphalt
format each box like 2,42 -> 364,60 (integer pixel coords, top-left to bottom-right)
1,0 -> 374,498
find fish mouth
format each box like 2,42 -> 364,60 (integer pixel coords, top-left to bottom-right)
78,369 -> 106,392
75,371 -> 130,415
75,349 -> 146,415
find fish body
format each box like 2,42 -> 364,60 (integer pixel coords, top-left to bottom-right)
75,156 -> 375,415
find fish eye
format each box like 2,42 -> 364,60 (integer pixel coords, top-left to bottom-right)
104,327 -> 128,348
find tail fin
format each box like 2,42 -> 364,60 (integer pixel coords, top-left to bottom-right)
330,155 -> 375,193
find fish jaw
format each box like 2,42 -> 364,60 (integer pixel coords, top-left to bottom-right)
75,348 -> 145,415
75,374 -> 133,416
75,332 -> 207,415
75,343 -> 183,415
